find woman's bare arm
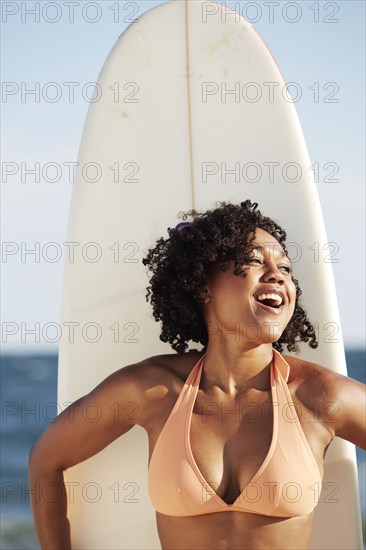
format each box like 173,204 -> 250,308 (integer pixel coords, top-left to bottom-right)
330,373 -> 366,450
28,361 -> 151,550
289,356 -> 366,451
316,368 -> 366,451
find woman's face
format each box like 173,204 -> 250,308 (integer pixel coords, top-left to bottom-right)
201,228 -> 297,347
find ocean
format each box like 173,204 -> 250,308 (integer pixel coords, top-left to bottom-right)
1,350 -> 365,550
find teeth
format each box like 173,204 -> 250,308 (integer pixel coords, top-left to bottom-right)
257,293 -> 283,305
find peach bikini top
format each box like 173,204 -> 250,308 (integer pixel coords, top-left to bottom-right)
148,349 -> 322,517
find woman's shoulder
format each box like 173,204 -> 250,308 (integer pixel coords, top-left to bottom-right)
282,353 -> 353,414
283,353 -> 366,448
282,353 -> 346,385
119,350 -> 204,398
122,351 -> 204,426
282,353 -> 332,379
134,350 -> 204,382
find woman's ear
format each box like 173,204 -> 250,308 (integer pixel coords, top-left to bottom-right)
196,280 -> 211,304
196,285 -> 211,305
196,264 -> 218,304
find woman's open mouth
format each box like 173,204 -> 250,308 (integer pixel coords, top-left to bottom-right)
254,293 -> 285,314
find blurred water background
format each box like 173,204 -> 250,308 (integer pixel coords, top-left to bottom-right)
1,349 -> 365,549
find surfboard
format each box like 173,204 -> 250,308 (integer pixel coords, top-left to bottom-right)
57,1 -> 363,548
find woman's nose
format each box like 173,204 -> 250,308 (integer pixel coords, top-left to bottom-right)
263,263 -> 285,283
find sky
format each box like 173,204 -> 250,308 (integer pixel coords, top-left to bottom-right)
1,0 -> 365,353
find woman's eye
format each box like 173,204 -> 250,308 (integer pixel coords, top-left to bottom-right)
248,258 -> 262,264
245,259 -> 292,273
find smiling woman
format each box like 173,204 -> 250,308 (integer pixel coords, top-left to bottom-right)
142,199 -> 318,355
28,199 -> 366,550
140,200 -> 365,549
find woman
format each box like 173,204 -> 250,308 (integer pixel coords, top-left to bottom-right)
29,200 -> 365,549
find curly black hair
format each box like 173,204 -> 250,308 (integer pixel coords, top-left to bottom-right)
142,200 -> 318,354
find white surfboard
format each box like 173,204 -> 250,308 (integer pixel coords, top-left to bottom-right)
57,1 -> 363,548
